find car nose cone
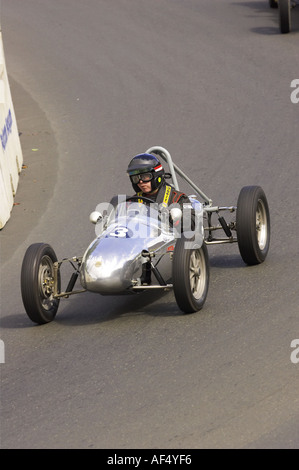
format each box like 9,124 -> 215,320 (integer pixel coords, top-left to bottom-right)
80,237 -> 145,294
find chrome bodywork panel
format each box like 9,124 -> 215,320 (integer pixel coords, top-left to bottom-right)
80,202 -> 176,294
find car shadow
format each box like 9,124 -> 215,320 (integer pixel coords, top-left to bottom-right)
209,253 -> 246,269
2,286 -> 182,329
61,287 -> 181,323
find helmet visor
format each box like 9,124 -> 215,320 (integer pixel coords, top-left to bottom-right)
130,172 -> 153,184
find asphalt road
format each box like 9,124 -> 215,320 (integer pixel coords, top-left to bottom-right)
1,0 -> 299,449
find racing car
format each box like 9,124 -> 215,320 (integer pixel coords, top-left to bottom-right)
20,146 -> 270,325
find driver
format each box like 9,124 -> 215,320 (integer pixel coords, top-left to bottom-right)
127,153 -> 193,217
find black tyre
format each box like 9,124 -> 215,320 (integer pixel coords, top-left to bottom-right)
172,237 -> 209,313
269,0 -> 278,8
21,243 -> 60,324
236,186 -> 270,265
279,0 -> 291,33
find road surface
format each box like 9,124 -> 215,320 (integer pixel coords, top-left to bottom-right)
1,0 -> 299,449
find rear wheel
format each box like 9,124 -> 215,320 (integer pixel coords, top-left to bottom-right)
21,243 -> 60,324
172,237 -> 209,313
236,186 -> 270,265
279,0 -> 291,33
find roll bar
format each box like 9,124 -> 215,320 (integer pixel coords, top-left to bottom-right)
146,146 -> 213,206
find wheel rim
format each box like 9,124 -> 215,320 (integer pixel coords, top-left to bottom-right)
256,199 -> 268,250
38,255 -> 56,311
189,249 -> 206,299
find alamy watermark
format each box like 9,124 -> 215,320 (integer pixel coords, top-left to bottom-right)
290,339 -> 299,364
0,339 -> 4,363
92,195 -> 204,249
290,79 -> 299,104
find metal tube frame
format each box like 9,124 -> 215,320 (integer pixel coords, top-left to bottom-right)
146,146 -> 239,246
53,257 -> 86,299
146,146 -> 213,205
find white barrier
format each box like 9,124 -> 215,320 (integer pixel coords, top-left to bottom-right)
0,32 -> 23,229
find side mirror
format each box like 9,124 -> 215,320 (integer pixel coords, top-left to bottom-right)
170,207 -> 182,222
89,211 -> 102,224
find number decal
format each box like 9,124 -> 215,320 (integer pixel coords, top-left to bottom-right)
109,227 -> 129,238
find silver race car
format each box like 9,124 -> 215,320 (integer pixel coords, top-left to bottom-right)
20,146 -> 270,324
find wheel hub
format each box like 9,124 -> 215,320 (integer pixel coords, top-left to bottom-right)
256,199 -> 267,250
39,257 -> 55,301
190,250 -> 205,299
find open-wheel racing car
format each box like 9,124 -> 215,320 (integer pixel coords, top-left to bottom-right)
21,146 -> 270,325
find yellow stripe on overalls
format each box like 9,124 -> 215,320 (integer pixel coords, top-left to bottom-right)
137,192 -> 143,204
161,185 -> 171,208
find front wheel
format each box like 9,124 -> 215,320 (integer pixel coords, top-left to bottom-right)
172,237 -> 209,313
236,186 -> 270,265
21,243 -> 60,324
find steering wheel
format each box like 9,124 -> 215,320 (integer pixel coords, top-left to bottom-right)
126,195 -> 156,204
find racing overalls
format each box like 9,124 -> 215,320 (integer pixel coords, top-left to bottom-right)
135,182 -> 191,211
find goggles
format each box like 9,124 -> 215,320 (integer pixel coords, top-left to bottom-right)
130,172 -> 153,184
